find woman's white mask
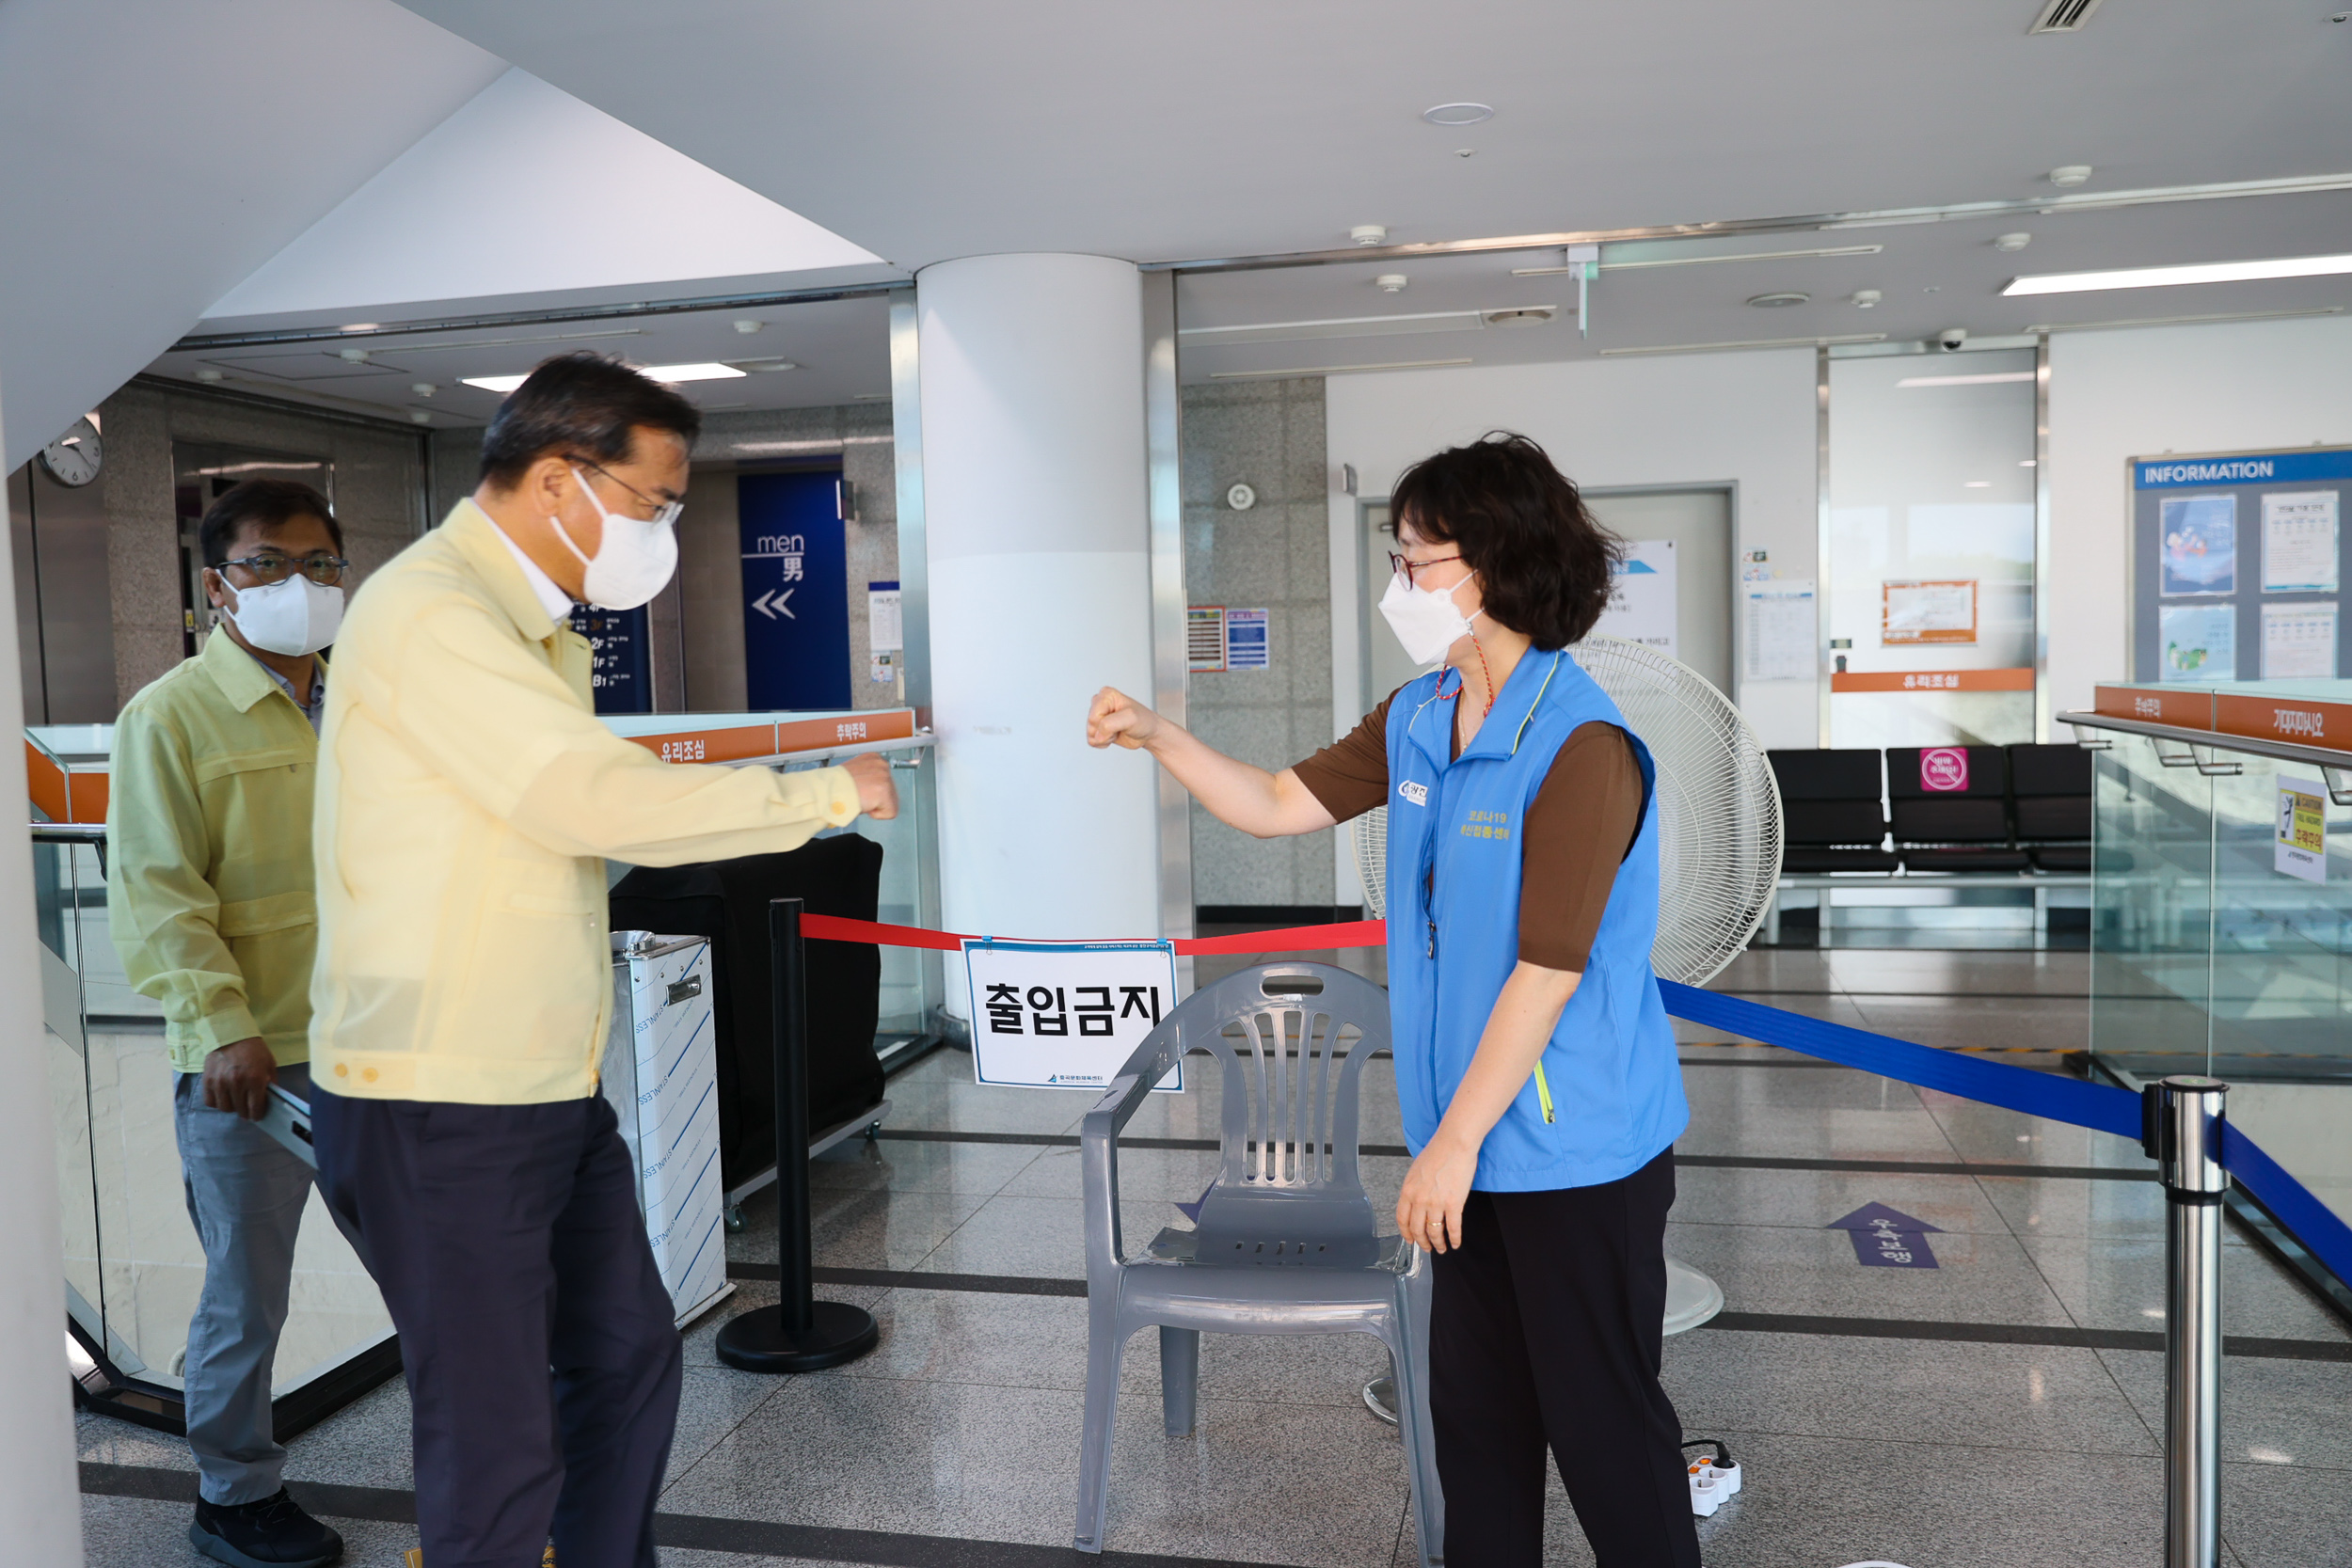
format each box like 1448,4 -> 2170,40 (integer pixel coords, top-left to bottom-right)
1377,569 -> 1480,667
552,467 -> 680,610
223,575 -> 343,657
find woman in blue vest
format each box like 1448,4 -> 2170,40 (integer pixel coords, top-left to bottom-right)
1087,433 -> 1699,1567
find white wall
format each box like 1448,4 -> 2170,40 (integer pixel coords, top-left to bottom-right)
1324,348 -> 1822,750
2046,315 -> 2352,730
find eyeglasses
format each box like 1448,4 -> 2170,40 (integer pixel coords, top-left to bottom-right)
1388,550 -> 1464,589
574,460 -> 684,527
214,552 -> 348,587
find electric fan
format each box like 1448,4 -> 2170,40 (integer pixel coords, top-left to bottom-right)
1355,638 -> 1781,1421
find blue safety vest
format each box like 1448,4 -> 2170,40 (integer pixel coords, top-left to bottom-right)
1382,649 -> 1689,1191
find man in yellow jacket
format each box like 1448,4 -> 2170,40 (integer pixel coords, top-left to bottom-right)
108,478 -> 352,1568
307,353 -> 896,1568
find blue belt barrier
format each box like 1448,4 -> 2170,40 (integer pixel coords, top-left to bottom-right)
1658,978 -> 2352,1289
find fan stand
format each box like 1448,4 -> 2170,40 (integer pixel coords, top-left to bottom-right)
1359,1257 -> 1724,1425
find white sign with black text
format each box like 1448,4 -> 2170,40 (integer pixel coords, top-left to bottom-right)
963,939 -> 1184,1092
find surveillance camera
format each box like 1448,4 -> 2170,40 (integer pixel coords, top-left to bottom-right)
1936,327 -> 1968,352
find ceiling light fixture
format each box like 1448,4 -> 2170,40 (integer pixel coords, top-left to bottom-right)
1179,308 -> 1556,348
1897,372 -> 2036,388
1514,244 -> 1881,277
2004,251 -> 2352,295
642,362 -> 749,382
731,358 -> 800,373
1747,292 -> 1810,308
1209,357 -> 1475,380
1598,333 -> 1886,357
1422,103 -> 1493,126
2048,165 -> 2094,186
1963,481 -> 1993,487
2025,306 -> 2346,333
460,373 -> 528,393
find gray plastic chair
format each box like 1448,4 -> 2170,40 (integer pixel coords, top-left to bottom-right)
1073,963 -> 1441,1568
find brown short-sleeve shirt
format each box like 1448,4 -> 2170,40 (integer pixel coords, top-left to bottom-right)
1291,688 -> 1644,973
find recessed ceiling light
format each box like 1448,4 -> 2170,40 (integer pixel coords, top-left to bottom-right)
1994,232 -> 2032,252
1963,481 -> 1992,487
2005,251 -> 2352,295
731,359 -> 799,373
2021,459 -> 2039,467
461,373 -> 528,393
1897,372 -> 2036,388
1422,103 -> 1494,126
2048,165 -> 2093,186
1747,292 -> 1810,308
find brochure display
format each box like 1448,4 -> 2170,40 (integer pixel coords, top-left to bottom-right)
2134,447 -> 2352,683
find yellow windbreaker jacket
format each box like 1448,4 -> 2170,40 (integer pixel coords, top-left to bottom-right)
107,630 -> 323,1072
310,499 -> 859,1104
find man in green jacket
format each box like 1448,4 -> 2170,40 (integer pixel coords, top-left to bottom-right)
107,479 -> 350,1568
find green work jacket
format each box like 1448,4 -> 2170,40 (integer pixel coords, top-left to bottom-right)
106,632 -> 322,1072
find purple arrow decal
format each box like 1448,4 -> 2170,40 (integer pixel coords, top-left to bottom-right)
1828,1201 -> 1941,1269
1175,1181 -> 1216,1224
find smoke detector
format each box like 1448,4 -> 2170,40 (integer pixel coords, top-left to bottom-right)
195,368 -> 225,383
1375,274 -> 1408,293
1994,232 -> 2033,252
2048,165 -> 2093,186
733,318 -> 765,334
1351,225 -> 1390,246
338,347 -> 371,364
409,410 -> 432,425
411,382 -> 437,398
1851,290 -> 1883,309
1747,292 -> 1810,309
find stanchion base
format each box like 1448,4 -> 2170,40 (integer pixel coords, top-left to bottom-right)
715,1301 -> 879,1372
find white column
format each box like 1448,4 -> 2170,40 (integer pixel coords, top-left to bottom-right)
0,386 -> 88,1562
918,254 -> 1160,971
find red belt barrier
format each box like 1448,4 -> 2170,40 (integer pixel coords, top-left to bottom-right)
799,911 -> 1388,957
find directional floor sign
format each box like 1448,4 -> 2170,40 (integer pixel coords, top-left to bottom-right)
1829,1201 -> 1942,1269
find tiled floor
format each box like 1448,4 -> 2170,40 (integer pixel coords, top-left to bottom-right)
77,947 -> 2352,1568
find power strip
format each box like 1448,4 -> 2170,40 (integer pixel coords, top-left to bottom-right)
1682,1438 -> 1742,1518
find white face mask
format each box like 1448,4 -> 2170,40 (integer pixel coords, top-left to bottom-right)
551,467 -> 679,610
1377,568 -> 1480,667
222,575 -> 343,657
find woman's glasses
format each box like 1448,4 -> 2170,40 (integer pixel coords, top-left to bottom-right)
214,552 -> 348,587
1388,550 -> 1462,589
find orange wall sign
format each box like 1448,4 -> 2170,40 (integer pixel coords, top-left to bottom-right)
2215,693 -> 2352,752
2093,685 -> 2215,730
1831,668 -> 2033,693
626,709 -> 918,766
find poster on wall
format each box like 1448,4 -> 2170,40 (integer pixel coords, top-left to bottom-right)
1882,579 -> 1977,644
1742,580 -> 1815,682
2158,604 -> 2236,682
867,580 -> 902,685
1225,608 -> 1271,670
1187,606 -> 1227,672
2261,601 -> 2338,679
1593,539 -> 1678,656
2261,492 -> 2339,594
2159,495 -> 2238,596
963,939 -> 1183,1091
2275,774 -> 2328,883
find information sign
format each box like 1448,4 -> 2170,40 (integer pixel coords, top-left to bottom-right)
567,604 -> 651,714
2276,773 -> 2328,883
964,939 -> 1183,1092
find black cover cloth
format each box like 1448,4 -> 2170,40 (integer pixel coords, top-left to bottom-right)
610,834 -> 886,1190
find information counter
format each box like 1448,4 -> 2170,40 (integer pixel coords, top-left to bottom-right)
2065,681 -> 2352,1316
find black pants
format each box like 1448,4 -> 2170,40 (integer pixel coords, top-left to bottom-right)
1429,1148 -> 1699,1568
312,1088 -> 682,1568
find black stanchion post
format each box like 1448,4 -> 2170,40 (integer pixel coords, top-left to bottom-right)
715,897 -> 880,1372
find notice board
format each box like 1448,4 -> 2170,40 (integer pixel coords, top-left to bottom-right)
2132,447 -> 2352,684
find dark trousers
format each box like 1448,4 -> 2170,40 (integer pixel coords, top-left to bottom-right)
311,1088 -> 682,1568
1429,1149 -> 1700,1568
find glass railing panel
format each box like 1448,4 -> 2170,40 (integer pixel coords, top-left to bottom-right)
2088,733 -> 2217,1076
782,740 -> 944,1044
